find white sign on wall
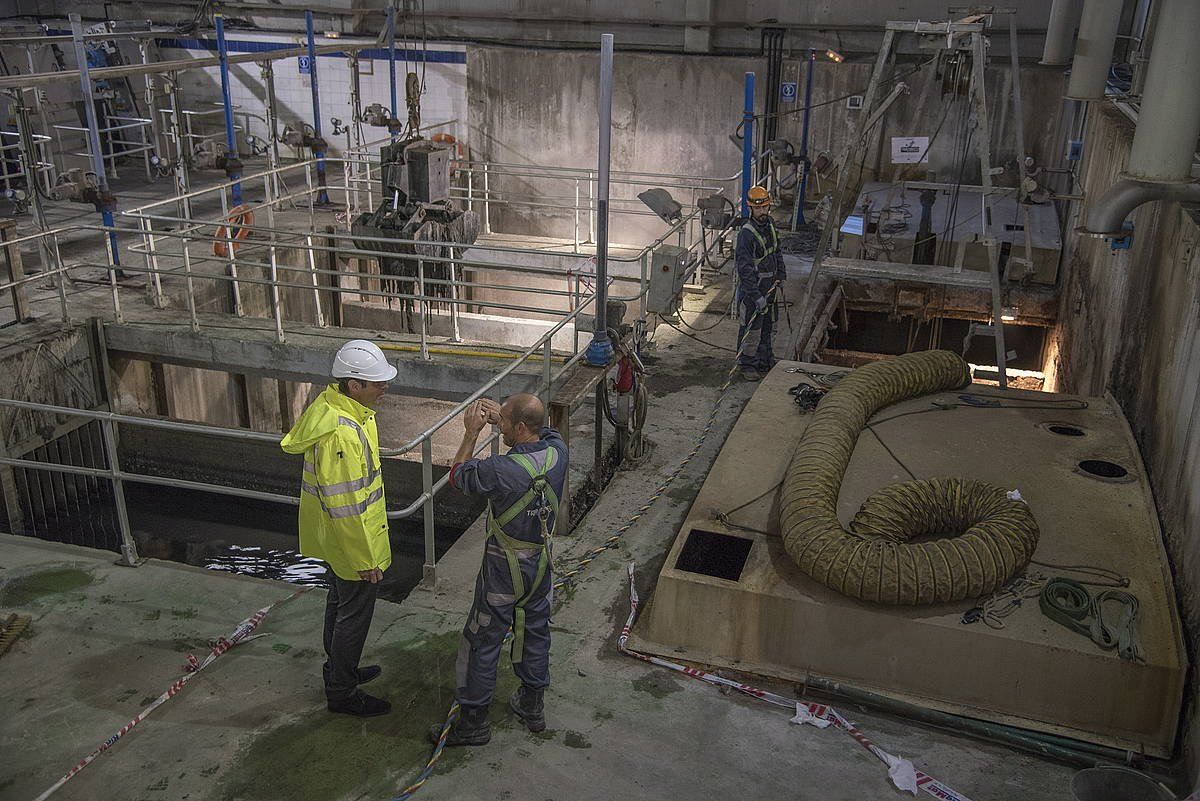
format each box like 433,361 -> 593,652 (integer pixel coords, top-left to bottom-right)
891,136 -> 930,164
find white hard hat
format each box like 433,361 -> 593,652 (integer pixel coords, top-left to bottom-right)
332,340 -> 398,382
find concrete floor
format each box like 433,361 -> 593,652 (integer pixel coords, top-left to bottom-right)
0,275 -> 1078,801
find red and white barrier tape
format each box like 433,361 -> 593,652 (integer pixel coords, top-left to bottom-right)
31,586 -> 310,801
617,564 -> 975,801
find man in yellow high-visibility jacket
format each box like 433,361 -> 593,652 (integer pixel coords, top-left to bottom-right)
281,339 -> 397,717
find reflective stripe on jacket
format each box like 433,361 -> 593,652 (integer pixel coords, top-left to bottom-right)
281,385 -> 391,580
735,218 -> 784,301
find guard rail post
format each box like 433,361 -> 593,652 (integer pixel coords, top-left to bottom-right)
100,418 -> 140,566
421,438 -> 436,584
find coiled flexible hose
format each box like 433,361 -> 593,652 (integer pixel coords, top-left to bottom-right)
778,350 -> 1040,605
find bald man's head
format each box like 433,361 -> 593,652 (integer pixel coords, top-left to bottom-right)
499,393 -> 545,446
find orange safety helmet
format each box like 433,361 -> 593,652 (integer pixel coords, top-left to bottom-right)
746,185 -> 772,208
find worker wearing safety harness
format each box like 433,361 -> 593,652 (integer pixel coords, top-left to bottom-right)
434,393 -> 568,746
281,340 -> 397,718
735,185 -> 786,381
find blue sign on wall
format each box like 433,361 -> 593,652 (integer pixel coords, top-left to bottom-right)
298,55 -> 312,74
780,82 -> 798,103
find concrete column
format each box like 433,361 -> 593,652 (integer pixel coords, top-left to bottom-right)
1065,0 -> 1125,100
1125,0 -> 1200,182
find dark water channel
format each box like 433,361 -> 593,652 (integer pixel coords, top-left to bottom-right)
124,484 -> 474,603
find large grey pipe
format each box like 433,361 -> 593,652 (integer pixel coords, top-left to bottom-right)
1065,0 -> 1124,100
1041,0 -> 1083,66
1083,0 -> 1200,234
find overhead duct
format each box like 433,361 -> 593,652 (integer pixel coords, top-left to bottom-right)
1041,0 -> 1083,66
1083,0 -> 1200,235
1065,0 -> 1124,100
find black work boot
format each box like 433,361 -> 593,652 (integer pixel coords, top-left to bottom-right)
327,691 -> 391,717
508,685 -> 546,733
430,704 -> 491,746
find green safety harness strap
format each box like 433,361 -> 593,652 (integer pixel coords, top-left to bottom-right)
485,447 -> 559,662
741,221 -> 779,268
1039,577 -> 1144,662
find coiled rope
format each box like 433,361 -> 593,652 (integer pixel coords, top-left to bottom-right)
779,350 -> 1040,605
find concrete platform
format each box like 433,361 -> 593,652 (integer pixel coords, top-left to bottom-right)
629,361 -> 1186,756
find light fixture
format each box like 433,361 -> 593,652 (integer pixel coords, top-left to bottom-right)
1000,306 -> 1018,322
825,49 -> 844,63
325,30 -> 341,38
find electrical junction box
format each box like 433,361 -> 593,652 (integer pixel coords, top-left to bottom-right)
647,244 -> 690,315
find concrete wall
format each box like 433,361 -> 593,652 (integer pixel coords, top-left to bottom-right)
1047,102 -> 1200,784
46,1 -> 1062,57
467,47 -> 753,246
468,46 -> 1070,244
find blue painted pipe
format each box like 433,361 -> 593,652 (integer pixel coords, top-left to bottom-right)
387,3 -> 398,127
741,72 -> 755,218
214,14 -> 242,205
305,10 -> 329,204
69,13 -> 120,269
795,49 -> 816,226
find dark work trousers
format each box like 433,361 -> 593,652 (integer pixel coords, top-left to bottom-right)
322,572 -> 380,702
454,537 -> 553,709
737,291 -> 775,371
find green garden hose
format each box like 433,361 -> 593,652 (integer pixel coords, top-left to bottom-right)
778,350 -> 1040,605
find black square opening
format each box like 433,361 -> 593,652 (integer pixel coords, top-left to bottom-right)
675,528 -> 753,582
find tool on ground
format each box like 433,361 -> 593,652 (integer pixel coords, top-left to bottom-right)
788,382 -> 826,412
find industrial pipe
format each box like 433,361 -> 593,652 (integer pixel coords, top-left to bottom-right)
387,2 -> 398,128
1082,0 -> 1200,235
584,33 -> 615,367
1125,0 -> 1200,183
793,52 -> 815,227
1083,179 -> 1200,235
1065,0 -> 1124,100
305,10 -> 330,204
1040,0 -> 1083,66
68,14 -> 121,272
740,72 -> 755,217
214,13 -> 242,205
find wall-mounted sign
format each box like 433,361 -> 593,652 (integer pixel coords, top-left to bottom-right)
780,82 -> 798,103
298,55 -> 312,74
891,136 -> 930,164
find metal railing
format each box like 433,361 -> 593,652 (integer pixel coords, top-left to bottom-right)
119,156 -> 738,337
0,292 -> 588,581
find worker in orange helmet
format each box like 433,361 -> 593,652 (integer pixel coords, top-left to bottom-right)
734,186 -> 785,381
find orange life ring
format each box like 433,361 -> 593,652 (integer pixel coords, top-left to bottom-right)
430,132 -> 464,175
213,204 -> 254,257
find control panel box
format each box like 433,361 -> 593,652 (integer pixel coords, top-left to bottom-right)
647,244 -> 690,315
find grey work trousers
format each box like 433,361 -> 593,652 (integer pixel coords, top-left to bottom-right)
322,571 -> 379,702
737,290 -> 776,371
454,536 -> 552,709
